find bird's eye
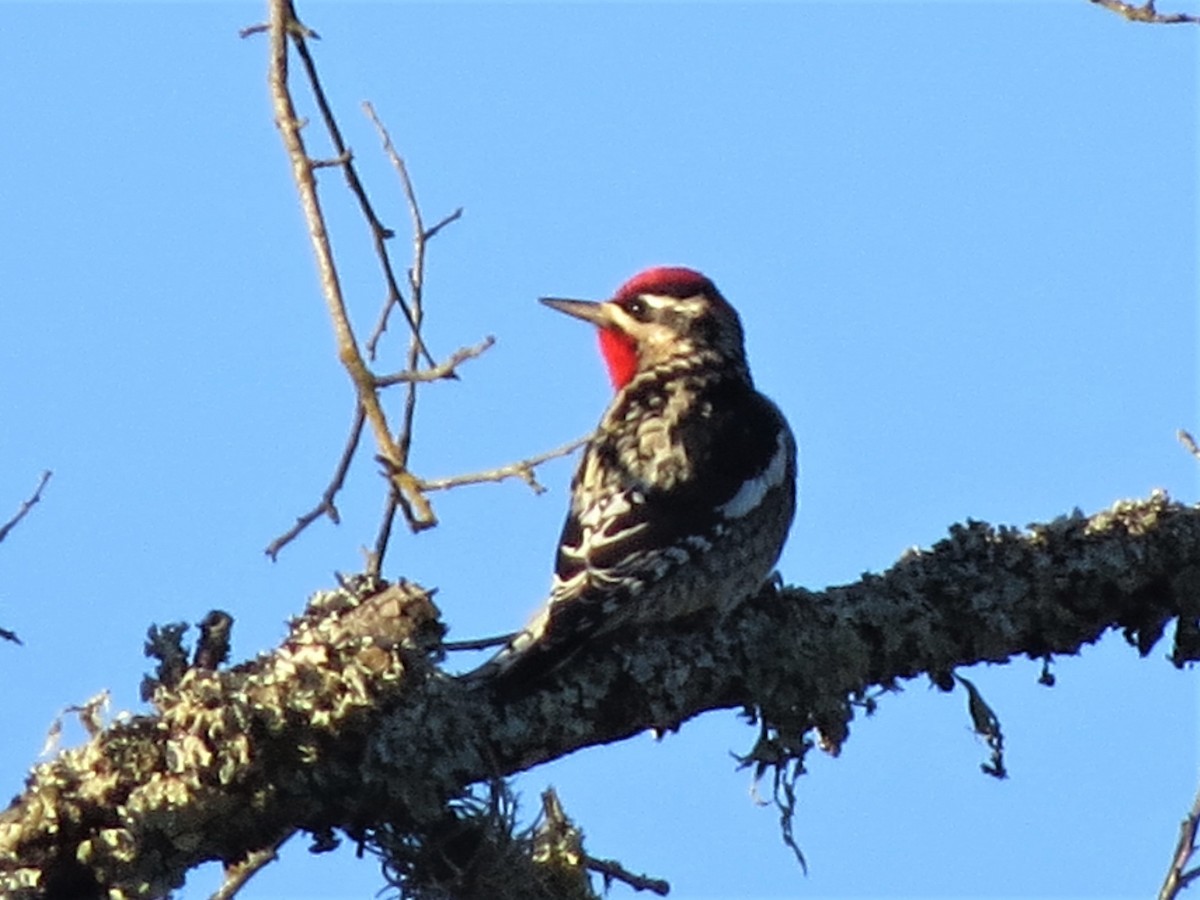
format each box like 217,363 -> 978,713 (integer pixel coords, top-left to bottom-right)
624,297 -> 649,320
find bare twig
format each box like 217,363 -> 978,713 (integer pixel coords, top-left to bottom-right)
266,0 -> 434,529
423,207 -> 464,241
285,20 -> 431,367
375,336 -> 495,386
266,403 -> 365,560
361,99 -> 464,560
1178,429 -> 1200,462
362,102 -> 432,457
367,492 -> 400,578
239,20 -> 318,40
1088,0 -> 1200,23
0,470 -> 51,545
1159,783 -> 1200,900
260,1 -> 569,575
418,434 -> 592,495
310,151 -> 351,169
442,633 -> 515,652
361,204 -> 463,360
585,855 -> 671,896
210,830 -> 295,900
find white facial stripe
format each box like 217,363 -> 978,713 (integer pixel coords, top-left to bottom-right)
718,430 -> 790,519
641,293 -> 706,315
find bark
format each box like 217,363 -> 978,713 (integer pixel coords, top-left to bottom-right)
1,492 -> 1197,899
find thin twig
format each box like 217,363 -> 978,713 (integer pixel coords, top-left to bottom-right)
375,336 -> 495,386
1178,430 -> 1200,462
210,830 -> 295,900
423,207 -> 464,241
0,471 -> 52,545
443,633 -> 515,652
240,20 -> 318,40
366,203 -> 462,356
287,22 -> 432,366
362,100 -> 431,465
365,295 -> 397,362
584,855 -> 671,896
366,491 -> 400,578
418,434 -> 592,495
361,99 -> 458,554
1088,0 -> 1200,23
267,0 -> 434,529
1159,783 -> 1200,900
310,151 -> 351,169
265,403 -> 365,560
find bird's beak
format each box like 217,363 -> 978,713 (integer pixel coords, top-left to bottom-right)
539,297 -> 616,329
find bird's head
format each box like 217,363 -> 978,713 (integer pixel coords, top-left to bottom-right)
540,267 -> 748,390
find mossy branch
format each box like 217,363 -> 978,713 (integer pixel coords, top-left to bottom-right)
1,493 -> 1196,898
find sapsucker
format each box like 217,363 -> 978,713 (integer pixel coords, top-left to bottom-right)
476,267 -> 797,687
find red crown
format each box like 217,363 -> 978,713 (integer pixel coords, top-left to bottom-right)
614,267 -> 716,302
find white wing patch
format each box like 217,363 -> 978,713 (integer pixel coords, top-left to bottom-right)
718,430 -> 790,520
550,488 -> 649,601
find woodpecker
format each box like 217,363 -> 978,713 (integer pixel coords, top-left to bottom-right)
476,266 -> 797,688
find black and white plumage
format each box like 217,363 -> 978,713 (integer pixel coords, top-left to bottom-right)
476,267 -> 797,688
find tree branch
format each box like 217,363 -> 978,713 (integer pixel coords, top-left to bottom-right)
0,471 -> 51,546
418,433 -> 592,496
284,20 -> 431,367
1088,0 -> 1200,23
2,493 -> 1197,898
1179,429 -> 1200,462
374,337 -> 496,387
266,0 -> 435,530
1160,782 -> 1200,900
265,402 -> 364,560
0,470 -> 52,645
360,98 -> 452,560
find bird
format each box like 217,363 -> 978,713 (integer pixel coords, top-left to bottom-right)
473,266 -> 797,689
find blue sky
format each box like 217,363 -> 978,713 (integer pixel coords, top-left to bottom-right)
1,3 -> 1197,898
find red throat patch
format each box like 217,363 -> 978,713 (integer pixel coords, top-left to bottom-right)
597,327 -> 638,390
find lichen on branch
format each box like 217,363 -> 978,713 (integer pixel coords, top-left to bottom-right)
1,493 -> 1197,898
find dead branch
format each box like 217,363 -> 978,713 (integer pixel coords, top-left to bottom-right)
584,856 -> 670,896
257,1 -> 578,577
362,201 -> 460,362
1179,430 -> 1200,462
1160,783 -> 1200,900
0,470 -> 51,546
362,99 -> 439,557
266,0 -> 435,529
266,402 -> 364,560
1088,0 -> 1200,23
360,99 -> 442,367
2,493 -> 1197,898
418,434 -> 592,495
423,207 -> 464,241
285,19 -> 430,366
0,470 -> 52,645
374,337 -> 496,387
